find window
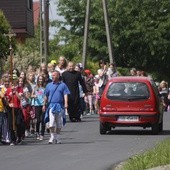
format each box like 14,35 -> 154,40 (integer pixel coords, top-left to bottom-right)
107,82 -> 150,101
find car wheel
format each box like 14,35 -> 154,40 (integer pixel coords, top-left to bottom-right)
100,122 -> 107,135
159,120 -> 163,132
107,126 -> 111,132
151,123 -> 159,135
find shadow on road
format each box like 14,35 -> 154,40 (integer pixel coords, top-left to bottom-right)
160,130 -> 170,135
107,129 -> 170,136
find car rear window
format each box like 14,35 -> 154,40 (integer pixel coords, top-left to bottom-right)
106,82 -> 150,101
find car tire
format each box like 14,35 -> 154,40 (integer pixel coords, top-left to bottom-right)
159,120 -> 163,132
100,122 -> 107,135
107,126 -> 111,132
151,123 -> 159,135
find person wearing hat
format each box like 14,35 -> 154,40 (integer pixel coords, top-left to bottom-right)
48,62 -> 55,80
84,69 -> 94,115
75,63 -> 83,73
5,74 -> 24,145
50,60 -> 57,65
50,60 -> 57,72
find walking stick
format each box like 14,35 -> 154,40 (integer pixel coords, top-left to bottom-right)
4,29 -> 16,132
10,48 -> 16,131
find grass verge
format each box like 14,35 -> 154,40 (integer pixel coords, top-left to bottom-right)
122,138 -> 170,170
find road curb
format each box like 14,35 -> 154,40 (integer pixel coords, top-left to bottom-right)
111,162 -> 126,170
147,165 -> 170,170
112,163 -> 170,170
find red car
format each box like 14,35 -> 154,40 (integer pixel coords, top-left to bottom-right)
99,77 -> 164,135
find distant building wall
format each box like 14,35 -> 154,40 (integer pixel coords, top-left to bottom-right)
0,0 -> 34,41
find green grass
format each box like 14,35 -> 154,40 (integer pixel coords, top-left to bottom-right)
122,138 -> 170,170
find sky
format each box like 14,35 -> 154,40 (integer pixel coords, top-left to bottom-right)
49,0 -> 64,39
33,0 -> 64,39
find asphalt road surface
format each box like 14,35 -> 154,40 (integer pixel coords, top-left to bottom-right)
0,112 -> 170,170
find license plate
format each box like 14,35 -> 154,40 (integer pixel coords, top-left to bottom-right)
117,116 -> 139,122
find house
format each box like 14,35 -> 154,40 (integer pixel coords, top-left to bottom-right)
0,0 -> 34,42
33,0 -> 40,28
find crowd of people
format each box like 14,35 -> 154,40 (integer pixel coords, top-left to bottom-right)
0,56 -> 169,145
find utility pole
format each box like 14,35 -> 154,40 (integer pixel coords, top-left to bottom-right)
40,0 -> 44,63
82,0 -> 116,68
102,0 -> 115,65
82,0 -> 91,69
40,0 -> 49,64
44,0 -> 49,62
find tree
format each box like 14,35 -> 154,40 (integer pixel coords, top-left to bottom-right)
111,0 -> 170,75
0,10 -> 10,59
13,25 -> 41,71
51,0 -> 107,61
0,10 -> 11,75
52,0 -> 170,80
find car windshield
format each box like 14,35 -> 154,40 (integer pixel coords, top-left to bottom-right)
107,82 -> 150,101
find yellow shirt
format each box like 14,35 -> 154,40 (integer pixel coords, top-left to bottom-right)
0,87 -> 5,112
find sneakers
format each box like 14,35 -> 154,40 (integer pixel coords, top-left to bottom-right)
39,135 -> 44,141
6,139 -> 10,144
25,130 -> 30,137
56,134 -> 61,144
48,137 -> 61,144
10,142 -> 15,146
56,139 -> 61,144
16,138 -> 22,145
48,137 -> 54,144
37,134 -> 44,141
30,129 -> 35,136
36,136 -> 40,140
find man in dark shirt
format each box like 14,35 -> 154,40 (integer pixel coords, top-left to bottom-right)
62,62 -> 87,122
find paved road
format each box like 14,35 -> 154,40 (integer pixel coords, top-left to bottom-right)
0,112 -> 170,170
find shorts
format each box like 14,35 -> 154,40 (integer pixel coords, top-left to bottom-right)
49,108 -> 62,129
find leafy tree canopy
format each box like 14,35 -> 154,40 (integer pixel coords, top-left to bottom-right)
0,10 -> 10,59
13,25 -> 41,71
51,0 -> 170,80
